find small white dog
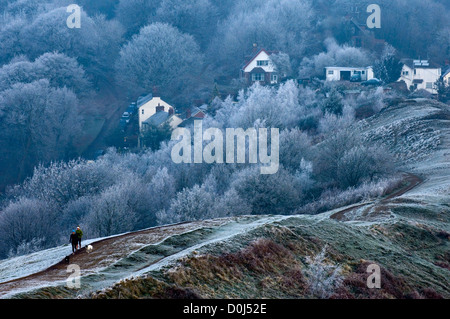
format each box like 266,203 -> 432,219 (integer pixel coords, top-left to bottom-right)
86,245 -> 93,253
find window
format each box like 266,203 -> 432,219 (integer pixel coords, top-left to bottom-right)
252,73 -> 264,81
257,60 -> 269,66
271,74 -> 278,82
426,82 -> 433,89
403,71 -> 409,76
362,71 -> 365,74
142,109 -> 144,115
414,69 -> 416,75
328,70 -> 334,75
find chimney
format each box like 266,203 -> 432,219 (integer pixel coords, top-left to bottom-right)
156,103 -> 164,112
168,108 -> 174,116
252,43 -> 258,54
152,86 -> 160,97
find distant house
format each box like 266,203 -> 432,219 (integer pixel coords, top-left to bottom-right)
325,66 -> 374,81
178,105 -> 207,128
240,46 -> 279,86
344,19 -> 386,53
442,68 -> 450,86
399,59 -> 441,94
137,94 -> 182,147
138,95 -> 178,131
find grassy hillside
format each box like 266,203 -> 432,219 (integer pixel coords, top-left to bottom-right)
1,98 -> 449,299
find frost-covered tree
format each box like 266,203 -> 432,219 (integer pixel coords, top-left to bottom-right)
298,38 -> 372,79
155,0 -> 218,48
116,0 -> 161,36
336,145 -> 394,188
83,181 -> 141,237
211,188 -> 252,217
373,44 -> 403,84
230,166 -> 303,215
0,52 -> 91,95
227,80 -> 305,129
20,7 -> 123,81
321,87 -> 344,115
140,167 -> 176,226
318,105 -> 355,135
115,22 -> 203,98
0,198 -> 57,258
279,128 -> 312,171
0,80 -> 81,185
0,14 -> 27,64
313,129 -> 394,189
157,183 -> 215,224
12,159 -> 122,208
209,0 -> 315,73
303,245 -> 343,298
270,52 -> 293,79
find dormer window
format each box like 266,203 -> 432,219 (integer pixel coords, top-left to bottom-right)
257,60 -> 269,66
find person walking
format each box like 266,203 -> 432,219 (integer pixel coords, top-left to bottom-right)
75,226 -> 83,249
70,230 -> 78,254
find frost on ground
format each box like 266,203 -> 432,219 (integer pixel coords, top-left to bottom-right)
1,99 -> 449,299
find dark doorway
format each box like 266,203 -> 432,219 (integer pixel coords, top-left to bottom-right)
340,71 -> 351,81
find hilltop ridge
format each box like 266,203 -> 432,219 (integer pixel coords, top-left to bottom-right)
0,98 -> 449,299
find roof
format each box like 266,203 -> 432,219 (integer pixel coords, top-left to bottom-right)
325,66 -> 373,70
180,105 -> 206,120
442,67 -> 450,77
250,67 -> 266,73
401,59 -> 441,69
143,111 -> 169,127
137,93 -> 153,107
240,48 -> 278,71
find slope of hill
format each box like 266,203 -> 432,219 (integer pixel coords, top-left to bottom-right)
0,98 -> 448,299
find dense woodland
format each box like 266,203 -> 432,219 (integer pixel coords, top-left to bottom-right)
0,0 -> 449,258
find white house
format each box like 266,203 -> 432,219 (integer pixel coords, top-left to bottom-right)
442,68 -> 450,86
137,94 -> 183,147
325,66 -> 374,82
240,47 -> 279,85
138,95 -> 178,132
399,59 -> 441,94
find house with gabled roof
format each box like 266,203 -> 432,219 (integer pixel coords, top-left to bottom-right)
399,59 -> 441,94
137,93 -> 183,147
240,45 -> 279,86
177,105 -> 207,128
138,95 -> 176,131
442,67 -> 450,86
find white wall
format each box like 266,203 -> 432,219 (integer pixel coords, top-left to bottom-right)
138,97 -> 174,131
399,65 -> 441,94
325,67 -> 373,81
443,72 -> 450,86
243,50 -> 276,73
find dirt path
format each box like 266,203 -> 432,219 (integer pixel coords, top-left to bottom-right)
0,219 -> 228,298
330,173 -> 423,221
